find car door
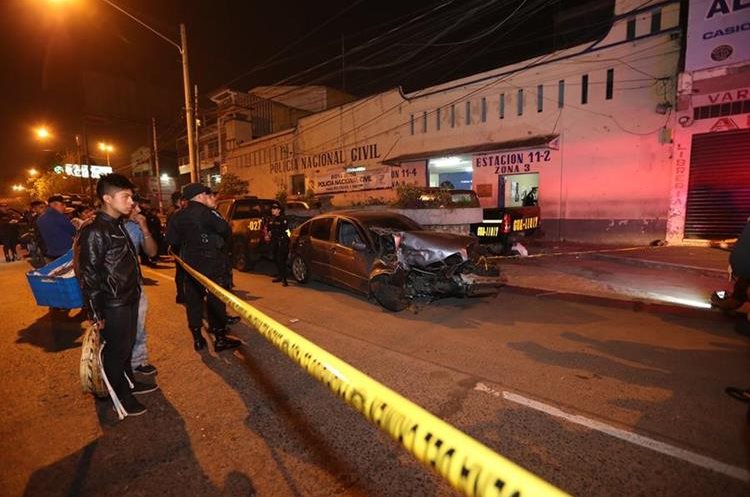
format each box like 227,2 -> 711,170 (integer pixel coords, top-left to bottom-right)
308,216 -> 335,282
328,218 -> 371,294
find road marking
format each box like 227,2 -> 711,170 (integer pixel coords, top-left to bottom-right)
474,383 -> 750,482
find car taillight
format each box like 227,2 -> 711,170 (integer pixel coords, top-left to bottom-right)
502,214 -> 512,234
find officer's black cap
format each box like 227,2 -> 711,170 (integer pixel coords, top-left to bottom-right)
182,182 -> 210,200
271,202 -> 282,210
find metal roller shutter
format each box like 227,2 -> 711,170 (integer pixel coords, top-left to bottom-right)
684,129 -> 750,240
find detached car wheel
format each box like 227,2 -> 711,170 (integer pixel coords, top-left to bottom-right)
369,274 -> 409,312
291,255 -> 310,283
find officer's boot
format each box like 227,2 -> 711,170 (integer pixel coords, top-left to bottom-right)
211,327 -> 241,352
190,327 -> 207,351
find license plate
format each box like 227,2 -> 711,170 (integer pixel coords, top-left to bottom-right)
512,216 -> 539,231
476,225 -> 500,237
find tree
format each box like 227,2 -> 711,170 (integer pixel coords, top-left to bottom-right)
216,173 -> 249,196
28,171 -> 77,202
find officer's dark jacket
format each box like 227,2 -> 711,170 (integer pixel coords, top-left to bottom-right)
266,214 -> 289,241
75,211 -> 142,321
730,222 -> 750,278
166,200 -> 230,275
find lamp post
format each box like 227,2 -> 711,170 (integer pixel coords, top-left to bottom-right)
98,142 -> 114,166
97,0 -> 198,182
33,126 -> 89,196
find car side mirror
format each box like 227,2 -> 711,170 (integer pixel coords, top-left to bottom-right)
352,241 -> 367,252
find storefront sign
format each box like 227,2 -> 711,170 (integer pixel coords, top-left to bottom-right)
53,164 -> 113,179
686,0 -> 750,72
314,166 -> 392,194
473,147 -> 555,175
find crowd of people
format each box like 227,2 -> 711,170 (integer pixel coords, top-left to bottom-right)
70,174 -> 289,418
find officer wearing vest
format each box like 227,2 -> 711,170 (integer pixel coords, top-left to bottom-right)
165,183 -> 241,352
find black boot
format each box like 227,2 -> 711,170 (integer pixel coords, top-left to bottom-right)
190,327 -> 207,351
211,328 -> 241,352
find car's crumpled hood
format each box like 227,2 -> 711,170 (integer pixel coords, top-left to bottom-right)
397,230 -> 476,267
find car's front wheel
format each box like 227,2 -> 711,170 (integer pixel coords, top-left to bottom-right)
369,274 -> 409,312
291,255 -> 310,283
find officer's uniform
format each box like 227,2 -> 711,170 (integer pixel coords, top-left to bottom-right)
165,183 -> 240,351
266,204 -> 289,286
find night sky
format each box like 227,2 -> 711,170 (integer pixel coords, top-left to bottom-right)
0,0 -> 612,187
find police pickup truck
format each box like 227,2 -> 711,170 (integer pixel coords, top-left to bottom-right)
215,196 -> 276,271
415,188 -> 540,254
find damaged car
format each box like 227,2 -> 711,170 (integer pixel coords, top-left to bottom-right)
288,211 -> 505,311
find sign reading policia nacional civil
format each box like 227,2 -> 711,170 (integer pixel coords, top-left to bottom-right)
685,0 -> 750,72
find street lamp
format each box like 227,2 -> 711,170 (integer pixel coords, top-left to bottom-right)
34,127 -> 51,141
28,168 -> 39,177
98,142 -> 114,166
75,0 -> 198,182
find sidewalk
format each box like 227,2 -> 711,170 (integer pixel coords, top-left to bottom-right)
495,242 -> 733,317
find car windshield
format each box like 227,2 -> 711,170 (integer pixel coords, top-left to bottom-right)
359,214 -> 422,231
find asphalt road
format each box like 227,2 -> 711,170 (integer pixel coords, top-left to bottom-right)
2,258 -> 749,497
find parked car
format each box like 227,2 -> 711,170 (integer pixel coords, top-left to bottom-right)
288,210 -> 505,311
215,196 -> 277,271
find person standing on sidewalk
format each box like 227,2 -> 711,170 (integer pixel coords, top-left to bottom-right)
75,174 -> 158,418
124,195 -> 159,376
266,202 -> 289,286
166,183 -> 241,352
0,204 -> 21,262
167,191 -> 187,304
36,195 -> 76,262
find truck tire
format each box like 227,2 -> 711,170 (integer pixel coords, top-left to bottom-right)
232,239 -> 252,272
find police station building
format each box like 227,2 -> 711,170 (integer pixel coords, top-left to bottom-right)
221,0 -> 750,245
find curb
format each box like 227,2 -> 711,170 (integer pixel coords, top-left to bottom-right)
589,253 -> 727,278
501,285 -> 728,321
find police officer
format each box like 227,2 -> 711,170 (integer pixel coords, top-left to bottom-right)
166,183 -> 241,352
266,202 -> 289,286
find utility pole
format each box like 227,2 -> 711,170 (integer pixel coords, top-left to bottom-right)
180,23 -> 198,183
82,123 -> 94,200
151,117 -> 164,215
194,83 -> 201,183
75,134 -> 84,195
341,33 -> 346,92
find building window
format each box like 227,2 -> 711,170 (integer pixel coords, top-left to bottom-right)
291,174 -> 305,195
606,69 -> 614,100
581,74 -> 589,104
436,107 -> 441,130
422,111 -> 427,133
650,9 -> 661,34
558,80 -> 565,108
626,18 -> 636,40
517,89 -> 524,116
499,93 -> 505,119
410,114 -> 415,135
466,101 -> 471,125
537,84 -> 543,112
481,97 -> 487,122
451,104 -> 456,128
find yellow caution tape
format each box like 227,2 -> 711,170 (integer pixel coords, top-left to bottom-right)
177,257 -> 572,497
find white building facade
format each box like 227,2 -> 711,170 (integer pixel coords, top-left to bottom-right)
223,0 -> 749,244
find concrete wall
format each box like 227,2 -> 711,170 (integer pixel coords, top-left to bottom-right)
225,0 -> 682,244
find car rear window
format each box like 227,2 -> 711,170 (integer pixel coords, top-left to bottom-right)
310,217 -> 333,240
233,202 -> 262,219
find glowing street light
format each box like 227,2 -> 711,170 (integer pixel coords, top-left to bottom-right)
34,127 -> 51,141
98,142 -> 114,166
28,168 -> 39,177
